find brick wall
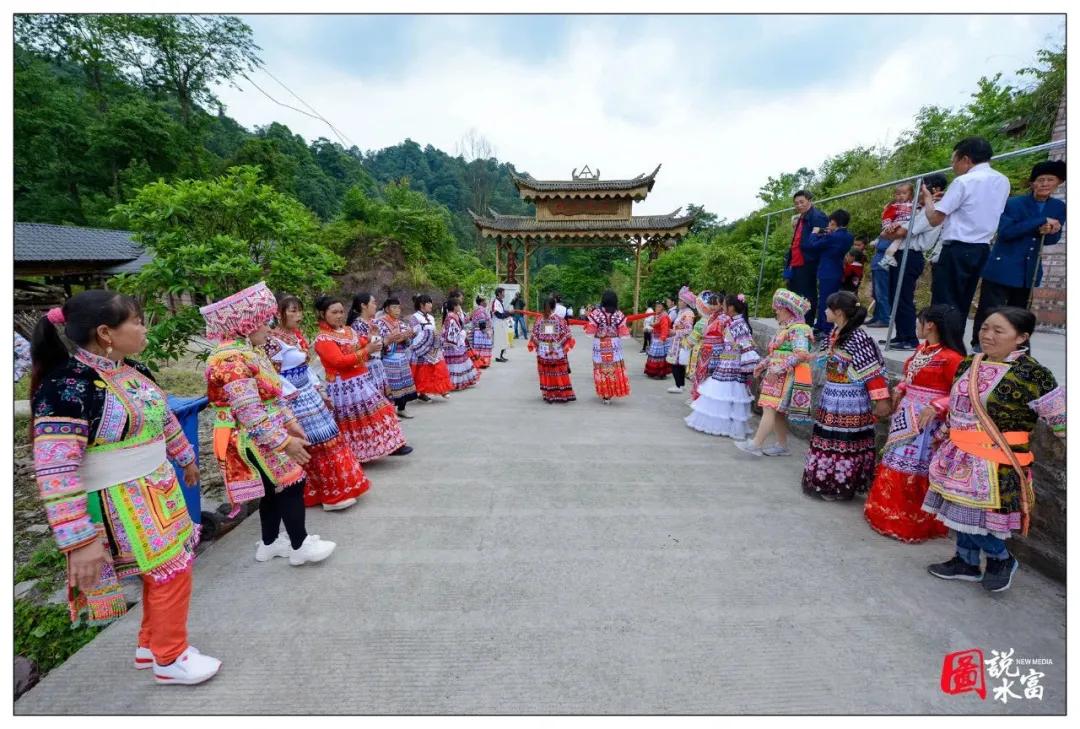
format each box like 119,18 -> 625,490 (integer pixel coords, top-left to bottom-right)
1030,93 -> 1067,328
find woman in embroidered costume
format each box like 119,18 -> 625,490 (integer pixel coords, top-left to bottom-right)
688,293 -> 730,402
665,287 -> 697,394
349,292 -> 389,398
268,296 -> 370,511
800,292 -> 891,499
923,308 -> 1066,593
375,297 -> 419,418
736,289 -> 814,457
30,292 -> 222,685
528,295 -> 577,403
441,295 -> 481,390
203,282 -> 337,574
686,293 -> 721,401
409,293 -> 454,399
313,295 -> 413,461
643,300 -> 672,379
468,295 -> 494,369
687,294 -> 760,438
864,305 -> 964,542
584,290 -> 631,404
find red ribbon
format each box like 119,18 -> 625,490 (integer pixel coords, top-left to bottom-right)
516,310 -> 651,327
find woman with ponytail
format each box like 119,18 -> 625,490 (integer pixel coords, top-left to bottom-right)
687,293 -> 760,438
528,295 -> 577,403
863,305 -> 964,542
408,293 -> 453,399
31,291 -> 221,684
801,291 -> 891,500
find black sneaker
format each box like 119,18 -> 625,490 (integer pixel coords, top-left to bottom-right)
390,444 -> 413,456
417,394 -> 431,402
928,556 -> 983,581
982,556 -> 1019,592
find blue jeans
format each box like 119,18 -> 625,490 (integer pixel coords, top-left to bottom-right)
512,314 -> 528,339
888,251 -> 924,344
955,532 -> 1009,566
870,244 -> 892,323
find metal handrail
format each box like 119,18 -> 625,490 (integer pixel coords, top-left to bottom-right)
750,137 -> 1066,322
757,138 -> 1066,218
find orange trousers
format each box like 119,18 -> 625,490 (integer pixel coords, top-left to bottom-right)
137,567 -> 192,665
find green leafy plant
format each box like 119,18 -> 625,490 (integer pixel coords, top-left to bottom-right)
110,165 -> 344,368
14,600 -> 102,674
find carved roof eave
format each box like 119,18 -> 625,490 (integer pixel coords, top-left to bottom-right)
469,210 -> 694,241
509,164 -> 662,201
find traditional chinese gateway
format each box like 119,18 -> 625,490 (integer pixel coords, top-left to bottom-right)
470,164 -> 695,312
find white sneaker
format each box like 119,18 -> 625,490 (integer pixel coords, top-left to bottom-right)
666,386 -> 683,394
322,498 -> 357,512
153,647 -> 221,685
289,535 -> 336,566
254,534 -> 291,562
762,445 -> 792,457
136,645 -> 200,670
735,440 -> 764,457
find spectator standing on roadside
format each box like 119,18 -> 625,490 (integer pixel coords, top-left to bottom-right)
924,137 -> 1011,320
971,160 -> 1066,350
785,190 -> 829,327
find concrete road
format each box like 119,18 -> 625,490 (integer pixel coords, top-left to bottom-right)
16,338 -> 1066,714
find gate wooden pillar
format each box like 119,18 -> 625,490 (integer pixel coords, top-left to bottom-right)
632,235 -> 644,314
522,238 -> 532,309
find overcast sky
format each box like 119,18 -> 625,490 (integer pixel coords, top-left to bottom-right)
213,14 -> 1065,220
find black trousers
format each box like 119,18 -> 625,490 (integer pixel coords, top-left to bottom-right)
888,251 -> 925,344
930,242 -> 989,320
972,279 -> 1031,346
642,331 -> 652,352
671,364 -> 687,389
251,451 -> 307,549
788,263 -> 818,327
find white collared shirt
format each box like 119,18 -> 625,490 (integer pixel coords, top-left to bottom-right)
936,162 -> 1011,244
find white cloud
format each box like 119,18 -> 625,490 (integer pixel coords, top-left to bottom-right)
215,15 -> 1064,222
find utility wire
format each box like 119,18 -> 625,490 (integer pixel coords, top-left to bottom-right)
188,14 -> 355,148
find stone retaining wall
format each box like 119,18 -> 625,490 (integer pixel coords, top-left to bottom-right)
750,320 -> 1066,582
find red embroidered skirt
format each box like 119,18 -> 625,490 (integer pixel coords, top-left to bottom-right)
864,462 -> 949,543
592,361 -> 630,400
412,360 -> 453,395
303,435 -> 371,507
644,355 -> 671,379
537,356 -> 575,402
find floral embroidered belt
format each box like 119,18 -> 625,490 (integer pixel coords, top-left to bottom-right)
949,429 -> 1033,466
81,438 -> 167,493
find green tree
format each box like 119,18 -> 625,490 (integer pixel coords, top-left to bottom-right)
110,166 -> 343,366
641,240 -> 706,305
121,15 -> 261,125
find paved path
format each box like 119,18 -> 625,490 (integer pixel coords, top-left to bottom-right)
16,340 -> 1065,714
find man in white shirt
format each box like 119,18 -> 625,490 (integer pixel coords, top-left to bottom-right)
922,136 -> 1011,320
641,307 -> 655,353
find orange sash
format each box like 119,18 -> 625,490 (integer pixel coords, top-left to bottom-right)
949,429 -> 1033,466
